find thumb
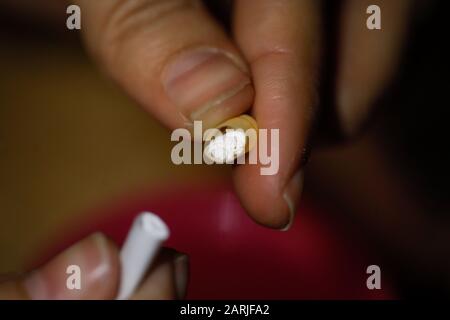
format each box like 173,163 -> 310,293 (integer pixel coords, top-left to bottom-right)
0,233 -> 120,299
76,0 -> 254,130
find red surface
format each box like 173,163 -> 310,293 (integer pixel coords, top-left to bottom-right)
36,182 -> 396,299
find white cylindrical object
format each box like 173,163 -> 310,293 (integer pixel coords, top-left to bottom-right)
116,212 -> 170,300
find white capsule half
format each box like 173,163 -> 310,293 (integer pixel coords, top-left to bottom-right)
204,129 -> 247,163
116,212 -> 169,300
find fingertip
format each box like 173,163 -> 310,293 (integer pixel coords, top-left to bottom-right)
280,169 -> 304,231
23,233 -> 120,300
233,166 -> 293,230
336,0 -> 412,137
100,235 -> 121,299
78,0 -> 253,133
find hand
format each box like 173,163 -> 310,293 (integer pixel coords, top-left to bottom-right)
75,0 -> 412,229
0,233 -> 188,299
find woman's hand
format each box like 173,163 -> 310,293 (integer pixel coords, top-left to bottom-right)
74,0 -> 412,230
0,233 -> 188,299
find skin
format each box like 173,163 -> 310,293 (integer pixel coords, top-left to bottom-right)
0,0 -> 415,297
0,233 -> 189,299
72,0 -> 411,229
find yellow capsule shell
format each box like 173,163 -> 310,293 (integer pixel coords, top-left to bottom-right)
217,115 -> 258,153
204,115 -> 258,157
217,114 -> 258,131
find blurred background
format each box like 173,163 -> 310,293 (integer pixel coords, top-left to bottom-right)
0,0 -> 449,298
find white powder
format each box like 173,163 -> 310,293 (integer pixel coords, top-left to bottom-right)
204,130 -> 247,163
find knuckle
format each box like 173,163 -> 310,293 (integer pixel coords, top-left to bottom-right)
97,0 -> 197,69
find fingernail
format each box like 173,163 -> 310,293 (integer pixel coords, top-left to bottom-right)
162,47 -> 254,128
281,170 -> 304,231
24,233 -> 113,299
173,253 -> 189,300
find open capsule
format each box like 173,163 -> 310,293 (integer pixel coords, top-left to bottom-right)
203,115 -> 258,163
